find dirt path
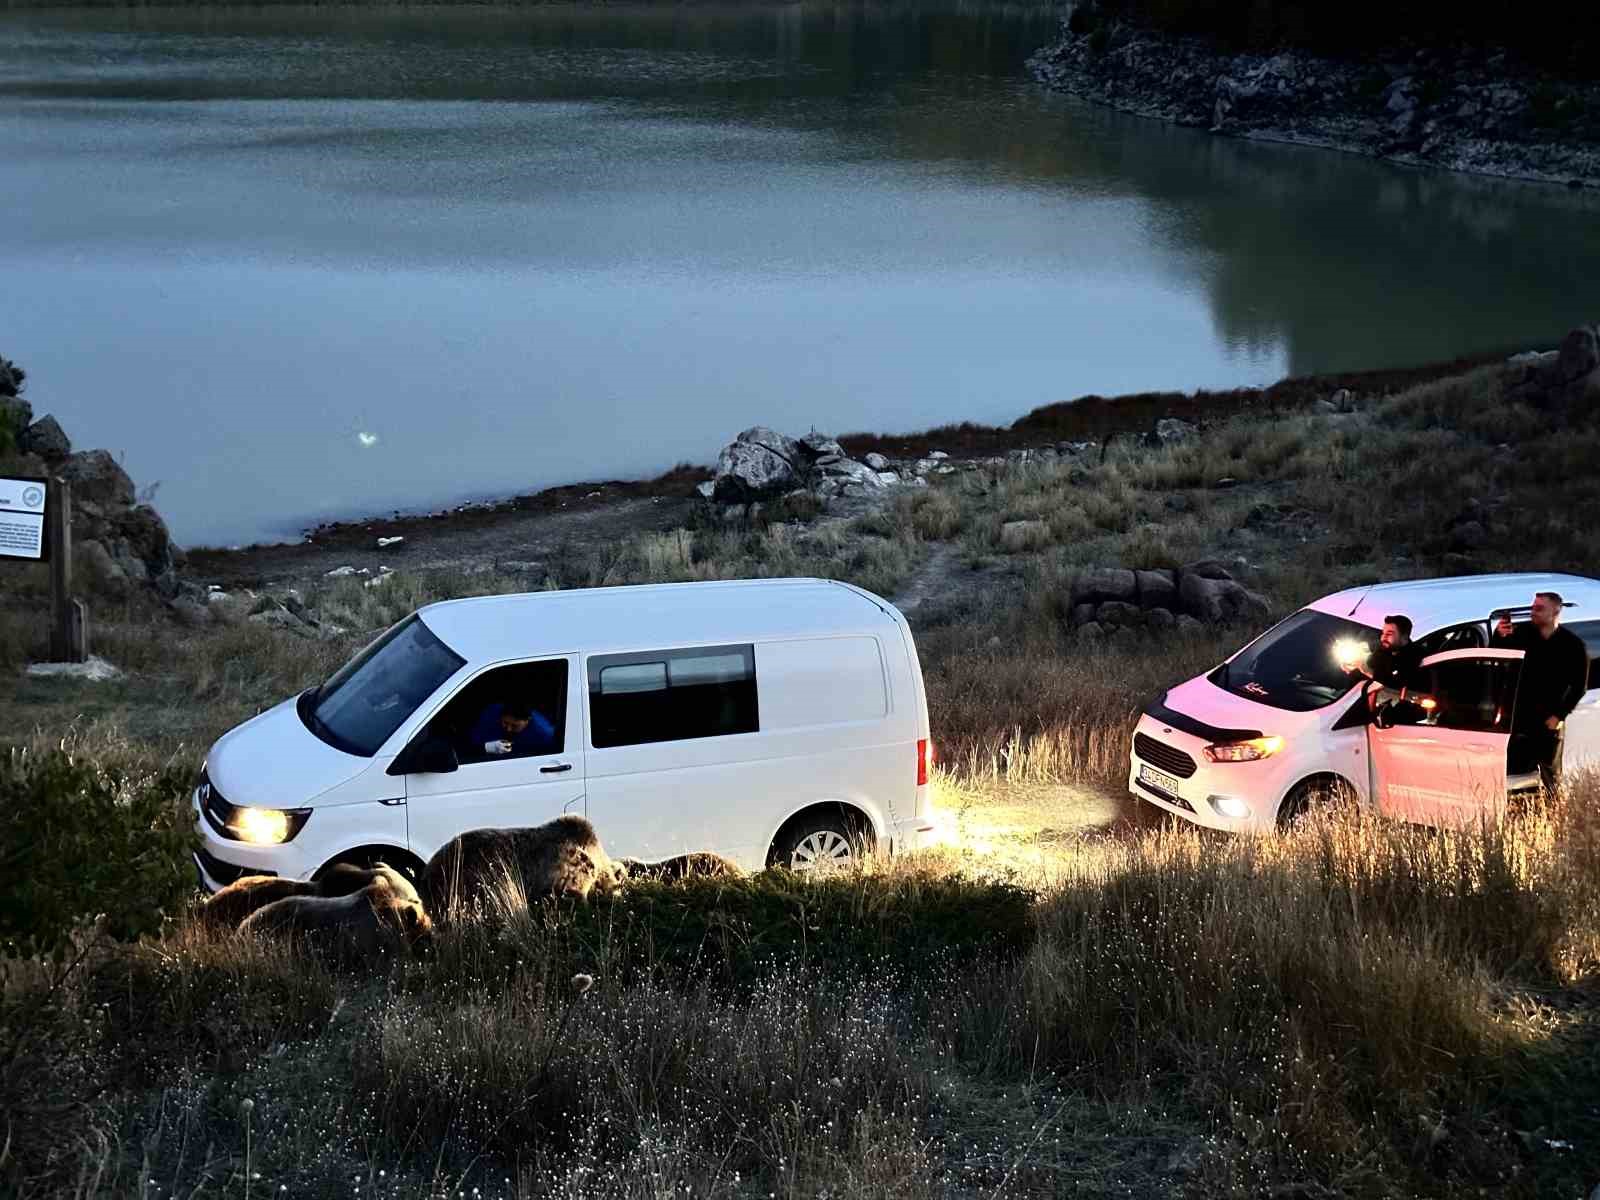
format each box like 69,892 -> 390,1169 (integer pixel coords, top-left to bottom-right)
890,541 -> 962,614
186,492 -> 698,590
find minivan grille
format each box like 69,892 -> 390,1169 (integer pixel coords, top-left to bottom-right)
1134,733 -> 1197,779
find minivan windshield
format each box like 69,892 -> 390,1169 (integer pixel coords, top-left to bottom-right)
304,615 -> 465,756
1208,609 -> 1376,712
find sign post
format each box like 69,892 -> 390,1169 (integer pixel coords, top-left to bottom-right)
0,473 -> 87,663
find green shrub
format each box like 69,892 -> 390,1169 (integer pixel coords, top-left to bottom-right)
0,748 -> 197,958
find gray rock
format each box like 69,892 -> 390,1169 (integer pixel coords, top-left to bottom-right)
695,480 -> 716,500
1554,324 -> 1599,384
1071,602 -> 1097,626
169,594 -> 213,628
105,540 -> 149,584
75,538 -> 123,586
1145,606 -> 1177,631
1182,558 -> 1234,582
1074,567 -> 1138,605
20,415 -> 70,462
1135,569 -> 1177,609
1330,388 -> 1355,411
59,450 -> 135,509
1312,399 -> 1339,415
876,471 -> 900,485
798,431 -> 846,460
1145,418 -> 1198,449
1175,613 -> 1206,636
928,450 -> 949,461
112,503 -> 174,579
1096,600 -> 1143,627
249,607 -> 319,637
1178,570 -> 1270,624
714,428 -> 802,503
914,458 -> 939,474
1449,520 -> 1487,549
863,452 -> 890,471
1076,621 -> 1106,641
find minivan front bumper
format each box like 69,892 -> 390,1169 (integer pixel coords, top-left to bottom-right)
192,784 -> 318,893
1127,714 -> 1296,833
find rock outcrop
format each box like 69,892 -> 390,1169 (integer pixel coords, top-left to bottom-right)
1066,560 -> 1268,635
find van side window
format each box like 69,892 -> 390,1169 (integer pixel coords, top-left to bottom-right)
1568,620 -> 1600,690
1421,658 -> 1518,734
588,644 -> 758,748
422,659 -> 568,764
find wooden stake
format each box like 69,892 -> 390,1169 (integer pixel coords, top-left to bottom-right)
47,476 -> 86,663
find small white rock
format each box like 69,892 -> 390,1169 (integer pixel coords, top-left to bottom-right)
376,536 -> 404,549
26,656 -> 122,682
324,565 -> 358,578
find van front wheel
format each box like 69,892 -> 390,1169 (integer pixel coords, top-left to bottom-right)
771,811 -> 871,874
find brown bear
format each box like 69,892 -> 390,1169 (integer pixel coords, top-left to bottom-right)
198,861 -> 420,932
417,815 -> 622,921
239,877 -> 433,963
617,852 -> 745,882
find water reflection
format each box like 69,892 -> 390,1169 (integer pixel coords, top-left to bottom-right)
2,3 -> 1596,544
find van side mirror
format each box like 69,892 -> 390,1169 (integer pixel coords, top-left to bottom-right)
396,735 -> 458,775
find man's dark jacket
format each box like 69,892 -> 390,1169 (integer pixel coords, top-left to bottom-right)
1491,623 -> 1590,731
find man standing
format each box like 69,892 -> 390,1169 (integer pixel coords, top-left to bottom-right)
1493,592 -> 1591,791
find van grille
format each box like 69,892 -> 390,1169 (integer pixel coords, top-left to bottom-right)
1134,733 -> 1197,779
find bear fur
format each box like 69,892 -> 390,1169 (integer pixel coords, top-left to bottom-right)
618,852 -> 745,882
239,877 -> 433,962
417,815 -> 622,920
198,861 -> 419,932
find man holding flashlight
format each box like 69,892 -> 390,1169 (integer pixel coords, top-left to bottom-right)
1493,592 -> 1590,792
1347,614 -> 1422,709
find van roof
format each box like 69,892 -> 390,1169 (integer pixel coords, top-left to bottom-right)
416,577 -> 900,664
1307,572 -> 1600,634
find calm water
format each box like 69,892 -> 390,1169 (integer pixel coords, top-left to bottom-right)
4,4 -> 1598,546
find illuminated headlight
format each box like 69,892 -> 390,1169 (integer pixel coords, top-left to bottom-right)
1208,794 -> 1252,819
1203,736 -> 1284,763
227,806 -> 311,845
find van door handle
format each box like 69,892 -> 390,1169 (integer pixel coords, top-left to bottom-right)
540,763 -> 573,774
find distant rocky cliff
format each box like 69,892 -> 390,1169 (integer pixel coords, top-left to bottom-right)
1029,22 -> 1600,188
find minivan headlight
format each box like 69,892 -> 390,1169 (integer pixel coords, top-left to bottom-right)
228,806 -> 312,845
1203,736 -> 1284,763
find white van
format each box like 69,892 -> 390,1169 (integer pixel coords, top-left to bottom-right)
1128,573 -> 1600,831
193,578 -> 938,890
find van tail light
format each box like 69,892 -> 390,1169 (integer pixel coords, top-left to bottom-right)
917,738 -> 931,787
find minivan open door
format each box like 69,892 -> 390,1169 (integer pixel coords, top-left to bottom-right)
1368,648 -> 1523,828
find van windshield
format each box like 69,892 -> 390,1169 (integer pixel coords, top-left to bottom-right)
1208,609 -> 1375,713
304,615 -> 465,756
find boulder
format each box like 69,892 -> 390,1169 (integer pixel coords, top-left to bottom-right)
21,415 -> 70,462
75,538 -> 123,586
1096,600 -> 1143,627
694,480 -> 715,500
1330,388 -> 1355,412
1175,613 -> 1206,636
112,503 -> 174,579
863,452 -> 890,471
59,450 -> 135,509
1553,324 -> 1599,384
1177,570 -> 1270,624
1072,567 -> 1137,605
1145,606 -> 1177,631
798,432 -> 846,460
1071,602 -> 1097,626
169,594 -> 214,628
1135,569 -> 1176,609
1076,621 -> 1106,641
1181,558 -> 1234,582
1144,418 -> 1198,448
713,428 -> 801,503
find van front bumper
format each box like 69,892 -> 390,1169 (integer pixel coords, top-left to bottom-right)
1128,714 -> 1293,834
192,785 -> 318,893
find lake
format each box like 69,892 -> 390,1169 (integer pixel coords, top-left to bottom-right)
4,3 -> 1598,546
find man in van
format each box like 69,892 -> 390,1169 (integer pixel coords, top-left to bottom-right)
1351,614 -> 1423,709
1493,592 -> 1590,791
465,699 -> 558,761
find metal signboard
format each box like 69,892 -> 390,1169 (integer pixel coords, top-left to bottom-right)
0,475 -> 48,561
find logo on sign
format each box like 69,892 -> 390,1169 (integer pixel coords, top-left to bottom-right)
21,487 -> 43,508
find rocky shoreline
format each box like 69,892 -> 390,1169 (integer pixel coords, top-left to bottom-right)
1027,22 -> 1600,188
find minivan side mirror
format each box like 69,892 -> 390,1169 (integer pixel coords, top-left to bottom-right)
391,734 -> 459,775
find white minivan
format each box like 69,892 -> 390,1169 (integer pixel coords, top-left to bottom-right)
193,578 -> 938,890
1128,572 -> 1600,832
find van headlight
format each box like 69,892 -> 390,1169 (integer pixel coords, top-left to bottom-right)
228,806 -> 310,845
1203,736 -> 1284,763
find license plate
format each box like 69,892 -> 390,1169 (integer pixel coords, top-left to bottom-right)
1139,764 -> 1181,797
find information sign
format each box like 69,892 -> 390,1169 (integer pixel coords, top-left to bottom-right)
0,475 -> 48,561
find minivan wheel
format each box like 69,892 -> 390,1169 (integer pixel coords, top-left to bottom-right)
1277,777 -> 1356,830
772,812 -> 870,874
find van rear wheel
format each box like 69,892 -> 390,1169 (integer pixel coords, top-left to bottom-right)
772,811 -> 871,874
